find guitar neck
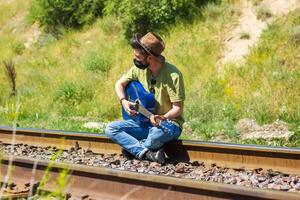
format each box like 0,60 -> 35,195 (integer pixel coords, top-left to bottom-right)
132,101 -> 178,132
135,104 -> 153,119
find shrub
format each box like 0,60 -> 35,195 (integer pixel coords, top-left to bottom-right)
252,0 -> 263,6
288,26 -> 300,45
203,1 -> 226,19
28,0 -> 105,32
84,50 -> 112,73
11,41 -> 25,55
292,11 -> 300,25
255,4 -> 272,20
37,33 -> 57,46
104,0 -> 203,39
28,0 -> 211,38
186,94 -> 238,139
97,16 -> 121,35
240,31 -> 250,39
54,81 -> 93,105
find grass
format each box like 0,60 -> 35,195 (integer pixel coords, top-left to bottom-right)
251,0 -> 263,6
0,1 -> 299,148
255,4 -> 273,20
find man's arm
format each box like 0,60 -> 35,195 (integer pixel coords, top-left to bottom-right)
163,101 -> 183,120
150,101 -> 183,126
163,71 -> 185,121
115,79 -> 137,116
115,78 -> 127,100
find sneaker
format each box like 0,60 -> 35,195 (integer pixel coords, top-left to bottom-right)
121,148 -> 134,160
145,148 -> 165,164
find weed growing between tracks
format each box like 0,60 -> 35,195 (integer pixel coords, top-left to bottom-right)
0,95 -> 20,197
36,152 -> 70,199
0,94 -> 72,198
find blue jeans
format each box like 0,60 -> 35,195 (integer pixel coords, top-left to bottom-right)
105,119 -> 181,159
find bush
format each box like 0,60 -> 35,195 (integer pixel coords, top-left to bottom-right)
104,0 -> 203,39
28,0 -> 105,32
288,26 -> 300,45
240,31 -> 250,39
292,11 -> 300,25
255,4 -> 272,20
252,0 -> 263,6
37,33 -> 57,47
28,0 -> 211,38
54,81 -> 93,105
97,16 -> 121,35
11,41 -> 25,55
84,50 -> 112,73
186,94 -> 238,139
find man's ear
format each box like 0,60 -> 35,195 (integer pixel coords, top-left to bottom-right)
147,55 -> 152,63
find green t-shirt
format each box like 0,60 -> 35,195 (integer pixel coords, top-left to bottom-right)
120,62 -> 185,128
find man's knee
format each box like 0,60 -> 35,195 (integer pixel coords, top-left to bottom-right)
146,139 -> 163,150
105,121 -> 120,138
143,127 -> 178,150
143,135 -> 164,150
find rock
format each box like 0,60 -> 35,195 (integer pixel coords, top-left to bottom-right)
83,122 -> 107,130
44,150 -> 51,155
149,162 -> 161,168
74,157 -> 81,163
268,169 -> 281,177
293,183 -> 300,190
239,174 -> 250,181
175,162 -> 191,173
250,175 -> 259,185
280,184 -> 291,191
194,169 -> 204,175
109,159 -> 120,165
268,183 -> 281,190
74,142 -> 81,151
224,177 -> 237,184
61,151 -> 69,159
84,150 -> 94,156
175,165 -> 185,173
257,176 -> 267,183
137,168 -> 145,173
227,168 -> 236,175
191,161 -> 202,166
235,118 -> 261,134
236,119 -> 294,140
81,194 -> 89,199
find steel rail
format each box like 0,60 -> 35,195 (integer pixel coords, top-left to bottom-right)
0,192 -> 29,200
1,155 -> 300,200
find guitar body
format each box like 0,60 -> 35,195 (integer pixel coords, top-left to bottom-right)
122,81 -> 155,127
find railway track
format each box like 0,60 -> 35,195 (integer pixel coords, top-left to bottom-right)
0,126 -> 300,200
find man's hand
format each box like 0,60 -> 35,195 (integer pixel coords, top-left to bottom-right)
150,115 -> 166,127
122,100 -> 137,116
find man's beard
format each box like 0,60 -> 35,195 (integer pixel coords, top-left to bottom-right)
133,58 -> 149,69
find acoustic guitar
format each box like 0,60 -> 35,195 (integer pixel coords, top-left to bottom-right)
122,81 -> 179,135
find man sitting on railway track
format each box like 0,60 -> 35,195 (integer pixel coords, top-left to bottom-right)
105,32 -> 185,164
